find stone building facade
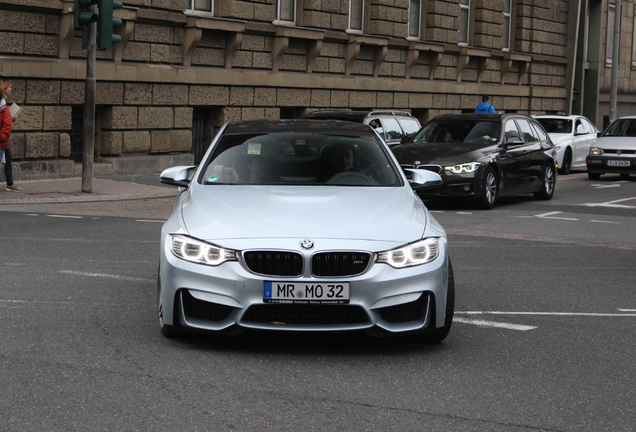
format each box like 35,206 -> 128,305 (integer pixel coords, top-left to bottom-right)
0,0 -> 632,178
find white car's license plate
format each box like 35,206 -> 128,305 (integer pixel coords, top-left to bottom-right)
607,160 -> 630,167
264,281 -> 350,304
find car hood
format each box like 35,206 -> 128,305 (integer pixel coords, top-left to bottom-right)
179,185 -> 429,244
594,136 -> 636,149
391,141 -> 496,164
548,133 -> 573,145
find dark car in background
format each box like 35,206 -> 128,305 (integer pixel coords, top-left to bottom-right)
586,115 -> 636,180
391,113 -> 557,209
303,110 -> 421,146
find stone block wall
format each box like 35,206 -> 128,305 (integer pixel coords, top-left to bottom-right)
0,0 -> 579,170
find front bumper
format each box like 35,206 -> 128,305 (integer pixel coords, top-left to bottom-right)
586,155 -> 636,175
158,236 -> 450,337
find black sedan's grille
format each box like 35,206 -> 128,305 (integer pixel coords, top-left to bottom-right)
181,290 -> 235,322
242,304 -> 370,325
312,252 -> 372,277
243,251 -> 303,276
417,165 -> 443,174
377,293 -> 430,323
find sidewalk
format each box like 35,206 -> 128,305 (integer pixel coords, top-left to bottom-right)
0,176 -> 178,204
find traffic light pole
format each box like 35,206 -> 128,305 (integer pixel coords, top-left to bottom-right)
82,10 -> 97,193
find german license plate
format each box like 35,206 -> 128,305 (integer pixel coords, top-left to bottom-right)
607,160 -> 630,167
263,282 -> 350,304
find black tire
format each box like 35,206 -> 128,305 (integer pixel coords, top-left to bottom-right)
588,172 -> 601,180
534,163 -> 556,200
559,148 -> 572,175
418,260 -> 455,343
475,167 -> 498,209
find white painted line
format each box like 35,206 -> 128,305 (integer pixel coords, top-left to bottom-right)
591,220 -> 620,224
60,270 -> 154,283
618,309 -> 636,312
457,212 -> 473,215
135,219 -> 164,223
532,211 -> 578,221
584,197 -> 636,209
47,214 -> 83,219
458,311 -> 636,317
590,183 -> 621,189
454,318 -> 537,331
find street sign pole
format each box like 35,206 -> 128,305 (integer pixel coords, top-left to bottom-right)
82,7 -> 97,193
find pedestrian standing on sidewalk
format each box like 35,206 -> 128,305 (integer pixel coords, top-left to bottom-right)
0,79 -> 22,193
474,95 -> 496,113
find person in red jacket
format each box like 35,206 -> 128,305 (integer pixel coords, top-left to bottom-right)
0,79 -> 22,193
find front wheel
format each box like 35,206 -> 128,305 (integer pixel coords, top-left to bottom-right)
534,163 -> 556,200
475,167 -> 498,209
559,148 -> 572,175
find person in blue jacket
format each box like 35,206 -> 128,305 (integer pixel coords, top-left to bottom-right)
475,95 -> 496,113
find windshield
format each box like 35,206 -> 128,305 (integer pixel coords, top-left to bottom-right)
411,120 -> 500,145
200,132 -> 401,186
602,119 -> 636,137
536,118 -> 572,134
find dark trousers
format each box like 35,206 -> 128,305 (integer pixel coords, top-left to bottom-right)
2,148 -> 14,186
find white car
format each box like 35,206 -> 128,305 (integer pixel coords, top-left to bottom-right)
535,115 -> 598,174
586,115 -> 636,180
158,119 -> 454,342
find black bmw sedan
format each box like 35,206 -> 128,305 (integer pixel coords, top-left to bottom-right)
391,113 -> 558,209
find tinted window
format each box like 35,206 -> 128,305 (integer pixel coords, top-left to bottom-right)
381,118 -> 405,140
412,120 -> 499,144
201,132 -> 400,186
398,118 -> 421,135
517,119 -> 539,142
603,118 -> 636,137
530,120 -> 548,141
536,118 -> 572,134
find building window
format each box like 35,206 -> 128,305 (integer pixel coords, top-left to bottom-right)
408,0 -> 421,39
606,2 -> 615,64
350,0 -> 364,32
503,0 -> 512,50
459,0 -> 470,45
186,0 -> 213,14
277,0 -> 295,24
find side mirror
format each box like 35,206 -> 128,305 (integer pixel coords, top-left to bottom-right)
597,132 -> 603,138
159,166 -> 196,187
400,133 -> 415,144
404,168 -> 443,190
504,135 -> 524,146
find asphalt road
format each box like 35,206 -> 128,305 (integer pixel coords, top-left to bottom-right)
1,170 -> 634,431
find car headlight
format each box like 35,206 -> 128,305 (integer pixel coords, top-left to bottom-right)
589,147 -> 603,155
377,238 -> 440,268
444,162 -> 481,174
170,235 -> 237,266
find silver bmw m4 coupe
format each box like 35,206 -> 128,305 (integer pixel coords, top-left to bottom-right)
158,119 -> 454,342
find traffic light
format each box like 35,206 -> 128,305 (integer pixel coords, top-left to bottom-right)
73,0 -> 98,30
96,0 -> 123,50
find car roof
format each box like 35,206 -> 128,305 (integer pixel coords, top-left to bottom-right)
428,113 -> 532,122
534,115 -> 586,120
303,110 -> 414,122
222,119 -> 379,135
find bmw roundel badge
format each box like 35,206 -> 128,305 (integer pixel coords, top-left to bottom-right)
301,240 -> 314,249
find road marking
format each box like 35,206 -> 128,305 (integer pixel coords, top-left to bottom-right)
454,318 -> 537,331
457,311 -> 636,317
590,183 -> 622,189
583,197 -> 636,209
135,219 -> 164,223
591,220 -> 620,224
618,309 -> 636,312
47,214 -> 83,219
531,211 -> 578,221
60,270 -> 154,283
